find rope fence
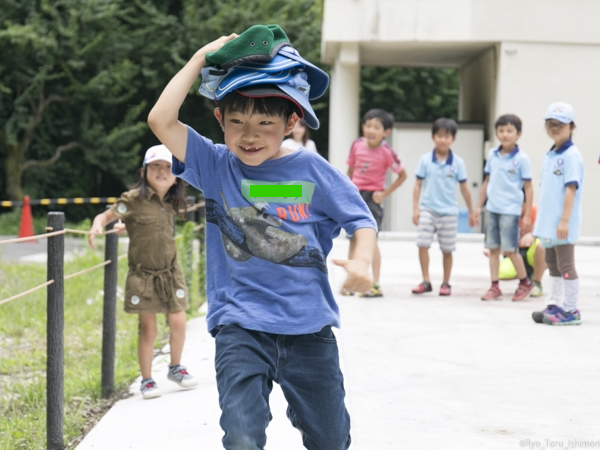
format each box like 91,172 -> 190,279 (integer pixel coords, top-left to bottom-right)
0,197 -> 206,449
0,280 -> 55,306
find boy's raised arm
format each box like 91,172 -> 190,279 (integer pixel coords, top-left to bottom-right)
148,34 -> 238,163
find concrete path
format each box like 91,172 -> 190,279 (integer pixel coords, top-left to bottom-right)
77,235 -> 600,450
0,235 -> 87,263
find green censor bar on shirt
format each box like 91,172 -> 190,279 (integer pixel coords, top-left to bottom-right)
249,185 -> 302,198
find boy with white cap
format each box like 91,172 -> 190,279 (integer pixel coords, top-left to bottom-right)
532,102 -> 584,325
148,25 -> 377,449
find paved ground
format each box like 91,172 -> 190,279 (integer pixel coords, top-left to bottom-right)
76,234 -> 600,450
0,235 -> 87,263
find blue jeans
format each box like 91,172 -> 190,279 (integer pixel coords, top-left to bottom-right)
485,211 -> 520,252
214,325 -> 351,450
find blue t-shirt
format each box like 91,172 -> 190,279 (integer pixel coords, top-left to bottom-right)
533,140 -> 584,245
173,127 -> 376,336
484,146 -> 532,216
416,150 -> 468,216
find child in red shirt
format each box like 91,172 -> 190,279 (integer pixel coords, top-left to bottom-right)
344,109 -> 407,297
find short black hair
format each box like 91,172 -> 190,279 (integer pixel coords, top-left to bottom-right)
432,118 -> 458,136
362,109 -> 394,130
495,114 -> 522,133
216,90 -> 299,123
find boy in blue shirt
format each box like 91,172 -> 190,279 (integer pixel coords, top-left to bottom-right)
475,114 -> 534,302
147,25 -> 376,449
412,118 -> 475,296
532,102 -> 584,326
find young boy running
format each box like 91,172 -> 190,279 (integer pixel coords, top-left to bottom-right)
147,25 -> 377,449
345,109 -> 407,297
412,118 -> 476,296
475,114 -> 534,301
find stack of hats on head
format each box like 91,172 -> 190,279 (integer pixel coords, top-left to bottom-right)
199,24 -> 329,129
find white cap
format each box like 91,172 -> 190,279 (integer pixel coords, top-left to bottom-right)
143,145 -> 172,167
544,102 -> 575,124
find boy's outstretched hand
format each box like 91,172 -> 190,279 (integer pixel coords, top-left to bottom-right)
333,258 -> 372,294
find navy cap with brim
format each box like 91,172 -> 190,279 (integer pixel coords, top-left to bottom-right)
235,85 -> 320,130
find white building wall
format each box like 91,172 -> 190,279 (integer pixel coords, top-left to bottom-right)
327,44 -> 360,174
459,46 -> 498,144
494,41 -> 600,237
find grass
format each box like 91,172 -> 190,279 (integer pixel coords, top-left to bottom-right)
0,229 -> 205,449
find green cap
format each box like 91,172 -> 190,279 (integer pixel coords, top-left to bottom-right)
205,24 -> 290,70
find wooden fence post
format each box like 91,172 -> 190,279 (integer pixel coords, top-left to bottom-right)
101,221 -> 118,398
46,212 -> 65,450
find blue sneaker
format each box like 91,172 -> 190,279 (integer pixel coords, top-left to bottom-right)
542,307 -> 582,326
532,304 -> 559,323
140,378 -> 161,399
167,365 -> 197,388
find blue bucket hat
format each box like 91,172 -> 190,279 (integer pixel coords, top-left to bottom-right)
235,71 -> 321,129
199,52 -> 327,129
199,49 -> 328,101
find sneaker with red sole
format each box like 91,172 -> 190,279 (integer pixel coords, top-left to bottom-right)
512,282 -> 534,301
439,283 -> 451,296
481,285 -> 502,301
412,281 -> 432,294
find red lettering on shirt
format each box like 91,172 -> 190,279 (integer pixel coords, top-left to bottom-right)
276,207 -> 287,220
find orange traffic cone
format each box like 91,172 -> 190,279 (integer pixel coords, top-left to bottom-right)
18,195 -> 36,243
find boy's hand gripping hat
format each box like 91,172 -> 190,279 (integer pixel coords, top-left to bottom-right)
199,25 -> 329,129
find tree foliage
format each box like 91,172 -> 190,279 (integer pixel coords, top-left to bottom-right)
0,0 -> 458,221
361,66 -> 459,123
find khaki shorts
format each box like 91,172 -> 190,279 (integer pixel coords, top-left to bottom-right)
124,263 -> 188,314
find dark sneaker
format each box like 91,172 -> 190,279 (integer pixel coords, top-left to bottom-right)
167,365 -> 197,388
439,283 -> 451,296
359,283 -> 383,298
412,281 -> 432,294
512,282 -> 534,301
532,304 -> 559,323
481,285 -> 502,301
542,307 -> 582,326
141,378 -> 161,400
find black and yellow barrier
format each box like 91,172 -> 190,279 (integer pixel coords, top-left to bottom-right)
1,197 -> 118,208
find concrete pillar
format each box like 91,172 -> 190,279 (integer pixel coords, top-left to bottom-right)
328,43 -> 360,173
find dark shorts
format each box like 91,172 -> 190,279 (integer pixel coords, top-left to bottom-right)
359,190 -> 383,232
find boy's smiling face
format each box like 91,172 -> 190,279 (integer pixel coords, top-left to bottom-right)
215,108 -> 297,166
362,118 -> 390,149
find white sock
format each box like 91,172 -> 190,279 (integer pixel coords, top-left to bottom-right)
545,276 -> 563,307
562,278 -> 580,313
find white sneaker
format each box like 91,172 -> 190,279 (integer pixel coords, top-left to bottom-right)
167,365 -> 197,388
140,378 -> 162,399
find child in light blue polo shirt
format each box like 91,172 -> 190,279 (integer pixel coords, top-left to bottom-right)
412,118 -> 475,296
475,114 -> 534,302
532,102 -> 584,326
